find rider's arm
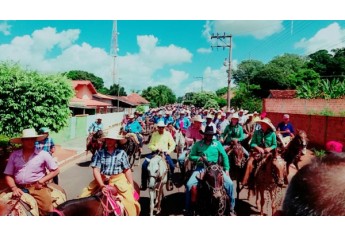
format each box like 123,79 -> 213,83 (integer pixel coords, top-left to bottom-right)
189,142 -> 201,162
92,167 -> 105,188
166,132 -> 176,154
88,123 -> 94,133
217,142 -> 230,171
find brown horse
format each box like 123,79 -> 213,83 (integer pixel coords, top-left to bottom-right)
191,163 -> 230,216
228,142 -> 247,200
86,130 -> 104,156
119,129 -> 141,168
51,183 -> 140,216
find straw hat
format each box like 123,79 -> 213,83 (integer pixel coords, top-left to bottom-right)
192,115 -> 204,123
10,128 -> 46,144
205,114 -> 214,119
256,118 -> 276,131
156,121 -> 166,127
102,132 -> 125,141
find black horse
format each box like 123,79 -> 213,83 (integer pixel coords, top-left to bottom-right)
191,163 -> 230,216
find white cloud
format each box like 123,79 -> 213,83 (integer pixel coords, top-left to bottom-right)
197,47 -> 212,54
0,21 -> 11,35
0,28 -> 193,95
203,20 -> 284,41
295,22 -> 345,55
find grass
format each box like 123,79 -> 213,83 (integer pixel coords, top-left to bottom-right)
311,148 -> 326,159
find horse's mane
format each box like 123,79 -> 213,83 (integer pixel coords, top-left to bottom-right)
56,194 -> 100,210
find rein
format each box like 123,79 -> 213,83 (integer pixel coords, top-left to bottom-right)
149,155 -> 169,190
100,186 -> 123,216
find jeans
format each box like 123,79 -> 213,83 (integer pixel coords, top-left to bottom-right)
185,166 -> 235,211
141,152 -> 175,186
177,149 -> 190,168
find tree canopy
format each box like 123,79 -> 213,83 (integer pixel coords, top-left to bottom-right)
64,70 -> 104,91
141,85 -> 176,107
0,62 -> 74,137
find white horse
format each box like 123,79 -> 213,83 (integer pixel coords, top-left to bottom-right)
146,153 -> 168,216
175,129 -> 186,159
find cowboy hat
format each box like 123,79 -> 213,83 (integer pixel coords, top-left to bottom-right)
205,114 -> 214,119
102,132 -> 125,141
192,115 -> 204,123
156,121 -> 166,127
231,113 -> 239,119
10,128 -> 46,144
128,114 -> 135,119
199,125 -> 216,135
256,118 -> 276,131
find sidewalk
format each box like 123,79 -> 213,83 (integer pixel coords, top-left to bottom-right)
54,136 -> 88,167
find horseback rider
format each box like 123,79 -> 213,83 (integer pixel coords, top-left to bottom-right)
80,132 -> 140,216
242,118 -> 285,186
88,115 -> 103,134
124,114 -> 143,153
140,121 -> 176,191
184,125 -> 236,216
220,114 -> 250,160
3,128 -> 60,215
177,115 -> 205,173
35,127 -> 59,185
276,114 -> 295,148
174,110 -> 191,136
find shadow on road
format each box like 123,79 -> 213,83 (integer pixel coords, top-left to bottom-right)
235,199 -> 259,216
77,160 -> 92,167
139,192 -> 185,216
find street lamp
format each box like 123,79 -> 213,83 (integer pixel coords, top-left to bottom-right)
117,77 -> 122,112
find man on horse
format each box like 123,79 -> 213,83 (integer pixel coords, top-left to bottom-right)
242,118 -> 285,187
124,114 -> 143,153
88,115 -> 103,134
174,110 -> 191,136
80,132 -> 140,216
276,114 -> 295,148
184,125 -> 236,216
140,121 -> 176,191
3,128 -> 60,215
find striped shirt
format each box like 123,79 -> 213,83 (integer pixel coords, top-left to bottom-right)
91,148 -> 130,176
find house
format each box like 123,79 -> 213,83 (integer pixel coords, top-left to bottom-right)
268,90 -> 297,99
125,93 -> 150,111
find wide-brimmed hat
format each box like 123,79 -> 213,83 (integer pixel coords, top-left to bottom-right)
231,113 -> 239,119
157,121 -> 166,127
102,132 -> 125,141
205,114 -> 213,119
128,114 -> 135,119
192,115 -> 204,123
10,128 -> 46,144
96,115 -> 102,120
199,125 -> 215,135
256,118 -> 275,131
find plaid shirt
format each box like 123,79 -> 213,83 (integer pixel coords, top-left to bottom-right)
35,137 -> 55,154
91,148 -> 130,176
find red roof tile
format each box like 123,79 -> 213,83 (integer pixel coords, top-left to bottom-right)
269,90 -> 297,99
70,97 -> 110,107
126,93 -> 150,105
71,80 -> 97,94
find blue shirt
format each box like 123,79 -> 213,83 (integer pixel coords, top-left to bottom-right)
88,122 -> 103,133
164,116 -> 174,125
125,120 -> 142,133
35,137 -> 55,154
277,122 -> 294,137
91,148 -> 130,176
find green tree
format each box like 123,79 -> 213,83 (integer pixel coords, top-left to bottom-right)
307,49 -> 333,77
108,84 -> 127,96
231,83 -> 262,112
233,59 -> 265,85
191,92 -> 217,108
215,87 -> 228,96
141,85 -> 176,107
64,70 -> 105,91
204,99 -> 219,110
0,62 -> 74,137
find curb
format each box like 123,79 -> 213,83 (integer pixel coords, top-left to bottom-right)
58,151 -> 89,167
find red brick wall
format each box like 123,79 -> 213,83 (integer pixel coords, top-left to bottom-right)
263,98 -> 345,115
267,112 -> 345,151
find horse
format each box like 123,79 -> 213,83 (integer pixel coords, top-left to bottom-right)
191,163 -> 230,216
175,129 -> 185,161
51,183 -> 140,216
86,130 -> 104,156
146,152 -> 169,216
119,129 -> 141,168
228,142 -> 248,200
281,130 -> 308,178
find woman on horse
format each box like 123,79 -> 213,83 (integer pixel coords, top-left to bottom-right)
80,132 -> 140,216
242,118 -> 285,186
220,113 -> 249,158
3,128 -> 60,215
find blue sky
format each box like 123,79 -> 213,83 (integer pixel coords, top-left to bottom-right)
1,20 -> 345,96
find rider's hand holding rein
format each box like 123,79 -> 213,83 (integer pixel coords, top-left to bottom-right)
11,186 -> 24,197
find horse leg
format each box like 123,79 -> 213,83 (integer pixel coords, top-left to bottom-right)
270,190 -> 276,216
259,189 -> 265,216
156,185 -> 164,215
149,189 -> 155,216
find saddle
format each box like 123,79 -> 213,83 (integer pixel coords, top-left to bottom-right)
125,133 -> 140,145
0,183 -> 66,216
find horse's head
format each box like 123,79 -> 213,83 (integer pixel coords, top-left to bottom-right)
203,164 -> 224,199
94,130 -> 104,139
147,154 -> 167,189
232,143 -> 245,167
290,130 -> 308,154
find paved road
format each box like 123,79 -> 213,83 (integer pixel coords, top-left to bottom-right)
59,141 -> 315,216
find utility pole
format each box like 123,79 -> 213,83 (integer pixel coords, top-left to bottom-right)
117,78 -> 122,112
211,33 -> 233,111
194,76 -> 204,92
110,20 -> 119,112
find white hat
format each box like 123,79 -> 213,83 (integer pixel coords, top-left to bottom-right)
231,113 -> 239,119
96,115 -> 102,120
156,121 -> 166,127
192,115 -> 204,123
128,114 -> 135,119
102,132 -> 125,141
283,114 -> 290,119
206,114 -> 214,119
10,128 -> 46,144
256,118 -> 276,131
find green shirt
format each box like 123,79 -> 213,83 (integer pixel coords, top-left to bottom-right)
250,129 -> 277,150
189,140 -> 230,171
221,124 -> 245,145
